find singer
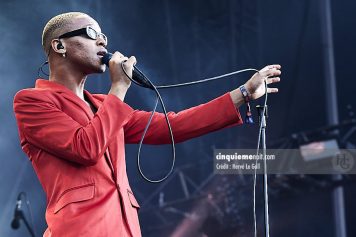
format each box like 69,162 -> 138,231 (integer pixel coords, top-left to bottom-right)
13,12 -> 280,237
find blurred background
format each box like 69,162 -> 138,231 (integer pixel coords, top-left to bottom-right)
1,0 -> 356,236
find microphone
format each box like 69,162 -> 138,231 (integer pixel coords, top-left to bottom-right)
11,194 -> 22,229
102,53 -> 154,89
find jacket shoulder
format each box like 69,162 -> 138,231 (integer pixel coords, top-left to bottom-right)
14,88 -> 54,103
13,89 -> 63,113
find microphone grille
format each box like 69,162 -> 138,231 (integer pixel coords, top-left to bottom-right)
102,53 -> 113,67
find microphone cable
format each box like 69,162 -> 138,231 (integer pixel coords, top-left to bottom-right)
37,61 -> 49,77
121,62 -> 175,183
120,62 -> 259,183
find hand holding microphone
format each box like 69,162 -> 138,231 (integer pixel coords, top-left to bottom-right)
102,52 -> 154,91
103,52 -> 136,101
107,52 -> 135,86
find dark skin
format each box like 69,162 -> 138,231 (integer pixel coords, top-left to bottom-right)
48,15 -> 281,109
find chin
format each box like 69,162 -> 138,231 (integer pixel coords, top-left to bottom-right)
93,64 -> 106,74
98,64 -> 106,73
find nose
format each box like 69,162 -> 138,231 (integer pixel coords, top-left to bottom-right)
97,37 -> 107,48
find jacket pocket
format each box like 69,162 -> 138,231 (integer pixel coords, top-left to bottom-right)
127,189 -> 140,209
54,183 -> 95,214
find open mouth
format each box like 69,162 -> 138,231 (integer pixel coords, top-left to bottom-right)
97,51 -> 107,58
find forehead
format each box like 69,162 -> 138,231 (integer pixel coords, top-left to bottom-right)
66,15 -> 102,33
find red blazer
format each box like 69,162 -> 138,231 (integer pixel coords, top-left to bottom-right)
13,79 -> 243,237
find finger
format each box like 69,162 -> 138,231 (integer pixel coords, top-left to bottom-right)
267,64 -> 281,69
265,69 -> 281,78
112,51 -> 125,59
259,69 -> 281,78
110,52 -> 126,66
126,56 -> 137,66
267,88 -> 279,93
122,56 -> 136,72
266,77 -> 280,84
260,64 -> 281,72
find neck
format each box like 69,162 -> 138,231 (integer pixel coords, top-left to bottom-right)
49,63 -> 88,100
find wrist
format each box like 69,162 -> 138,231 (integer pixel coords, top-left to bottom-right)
109,84 -> 129,101
229,89 -> 244,108
239,84 -> 252,103
238,84 -> 254,124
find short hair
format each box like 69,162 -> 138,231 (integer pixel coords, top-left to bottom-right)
42,12 -> 89,55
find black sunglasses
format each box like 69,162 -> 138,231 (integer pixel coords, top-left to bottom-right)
58,26 -> 108,45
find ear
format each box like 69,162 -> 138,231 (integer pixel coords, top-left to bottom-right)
51,39 -> 66,54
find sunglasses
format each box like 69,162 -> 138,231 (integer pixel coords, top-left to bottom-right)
58,26 -> 108,45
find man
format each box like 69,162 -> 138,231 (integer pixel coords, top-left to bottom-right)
13,12 -> 280,237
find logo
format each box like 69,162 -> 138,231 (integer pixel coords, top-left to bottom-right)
332,150 -> 355,173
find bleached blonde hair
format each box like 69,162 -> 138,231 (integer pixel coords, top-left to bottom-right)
42,12 -> 89,55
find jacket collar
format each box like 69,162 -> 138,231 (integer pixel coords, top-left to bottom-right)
35,79 -> 73,93
35,79 -> 102,116
35,79 -> 98,103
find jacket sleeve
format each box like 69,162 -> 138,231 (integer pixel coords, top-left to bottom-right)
124,93 -> 243,144
13,90 -> 134,166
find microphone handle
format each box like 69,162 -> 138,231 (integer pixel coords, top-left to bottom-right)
132,66 -> 154,89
